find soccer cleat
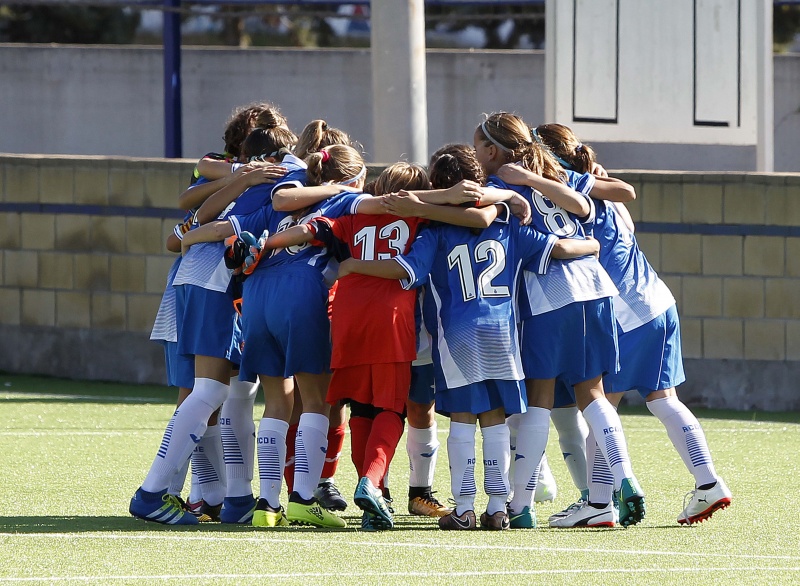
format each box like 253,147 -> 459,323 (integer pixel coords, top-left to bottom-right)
438,509 -> 477,530
549,500 -> 616,528
408,489 -> 452,518
548,498 -> 588,523
677,477 -> 732,525
508,505 -> 536,529
314,479 -> 348,512
534,456 -> 558,503
189,500 -> 222,522
480,510 -> 510,530
220,494 -> 258,524
129,488 -> 199,525
286,493 -> 347,528
353,477 -> 394,529
360,510 -> 392,532
252,498 -> 289,528
382,487 -> 395,515
616,477 -> 646,527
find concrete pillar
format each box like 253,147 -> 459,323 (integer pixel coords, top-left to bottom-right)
756,0 -> 774,172
370,0 -> 428,164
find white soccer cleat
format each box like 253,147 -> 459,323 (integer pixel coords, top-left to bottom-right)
548,498 -> 587,523
534,454 -> 557,503
549,500 -> 616,528
678,477 -> 732,525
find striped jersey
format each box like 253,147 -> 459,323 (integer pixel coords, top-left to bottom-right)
230,191 -> 369,273
173,155 -> 307,292
488,173 -> 618,317
395,207 -> 557,390
587,199 -> 675,332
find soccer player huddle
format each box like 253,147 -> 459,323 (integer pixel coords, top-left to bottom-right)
129,103 -> 732,532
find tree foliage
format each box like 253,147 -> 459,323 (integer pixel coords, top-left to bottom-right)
0,5 -> 140,44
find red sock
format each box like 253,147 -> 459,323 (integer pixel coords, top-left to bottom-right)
349,416 -> 373,478
284,423 -> 298,493
364,411 -> 405,488
322,424 -> 346,479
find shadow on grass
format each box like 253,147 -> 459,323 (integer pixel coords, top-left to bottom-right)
0,516 -> 444,534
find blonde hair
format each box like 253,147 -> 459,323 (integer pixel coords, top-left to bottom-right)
477,112 -> 566,182
304,144 -> 365,186
534,123 -> 597,174
371,162 -> 431,196
294,119 -> 351,160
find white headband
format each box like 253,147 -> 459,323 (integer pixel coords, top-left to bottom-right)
481,120 -> 512,153
339,165 -> 366,186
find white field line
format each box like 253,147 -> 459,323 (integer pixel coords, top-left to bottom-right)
1,568 -> 800,582
2,533 -> 799,562
0,393 -> 161,403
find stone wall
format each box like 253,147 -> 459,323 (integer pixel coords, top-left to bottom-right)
0,154 -> 798,409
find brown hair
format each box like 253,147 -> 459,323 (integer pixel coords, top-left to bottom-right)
294,119 -> 351,160
304,144 -> 365,186
370,162 -> 431,196
428,143 -> 484,189
222,102 -> 288,159
476,113 -> 566,182
533,123 -> 597,174
241,126 -> 297,162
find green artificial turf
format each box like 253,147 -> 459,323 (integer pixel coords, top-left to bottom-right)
2,374 -> 799,585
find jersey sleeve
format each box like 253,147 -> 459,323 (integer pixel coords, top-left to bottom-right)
306,216 -> 351,261
517,225 -> 558,275
322,192 -> 370,219
572,172 -> 597,196
272,168 -> 307,192
394,225 -> 438,290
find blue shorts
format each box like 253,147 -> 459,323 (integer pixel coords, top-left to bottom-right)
435,379 -> 526,417
553,377 -> 576,408
408,363 -> 435,405
604,304 -> 685,396
175,283 -> 241,364
163,341 -> 194,389
520,297 -> 619,385
240,265 -> 331,378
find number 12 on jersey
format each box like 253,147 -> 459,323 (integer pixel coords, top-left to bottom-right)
447,241 -> 510,302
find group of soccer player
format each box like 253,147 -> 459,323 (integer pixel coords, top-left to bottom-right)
129,101 -> 732,532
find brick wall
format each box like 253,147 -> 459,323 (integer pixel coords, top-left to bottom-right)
1,155 -> 798,409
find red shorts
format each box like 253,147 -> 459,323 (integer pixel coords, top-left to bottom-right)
327,362 -> 411,414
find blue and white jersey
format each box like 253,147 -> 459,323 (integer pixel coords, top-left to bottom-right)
150,256 -> 181,343
588,199 -> 675,332
488,174 -> 617,317
395,208 -> 558,390
230,190 -> 369,273
412,285 -> 433,367
173,157 -> 308,292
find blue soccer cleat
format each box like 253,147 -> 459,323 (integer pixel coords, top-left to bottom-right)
220,494 -> 258,524
616,477 -> 646,527
129,488 -> 199,525
353,477 -> 394,529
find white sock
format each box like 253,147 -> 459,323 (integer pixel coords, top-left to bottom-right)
447,422 -> 477,515
189,469 -> 201,503
506,413 -> 520,499
508,407 -> 549,514
141,378 -> 228,493
647,396 -> 717,487
257,417 -> 289,509
550,406 -> 589,494
168,454 -> 190,497
221,376 -> 259,497
481,424 -> 510,515
194,424 -> 226,506
586,427 -> 613,504
582,398 -> 634,490
406,423 -> 439,488
293,412 -> 329,501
